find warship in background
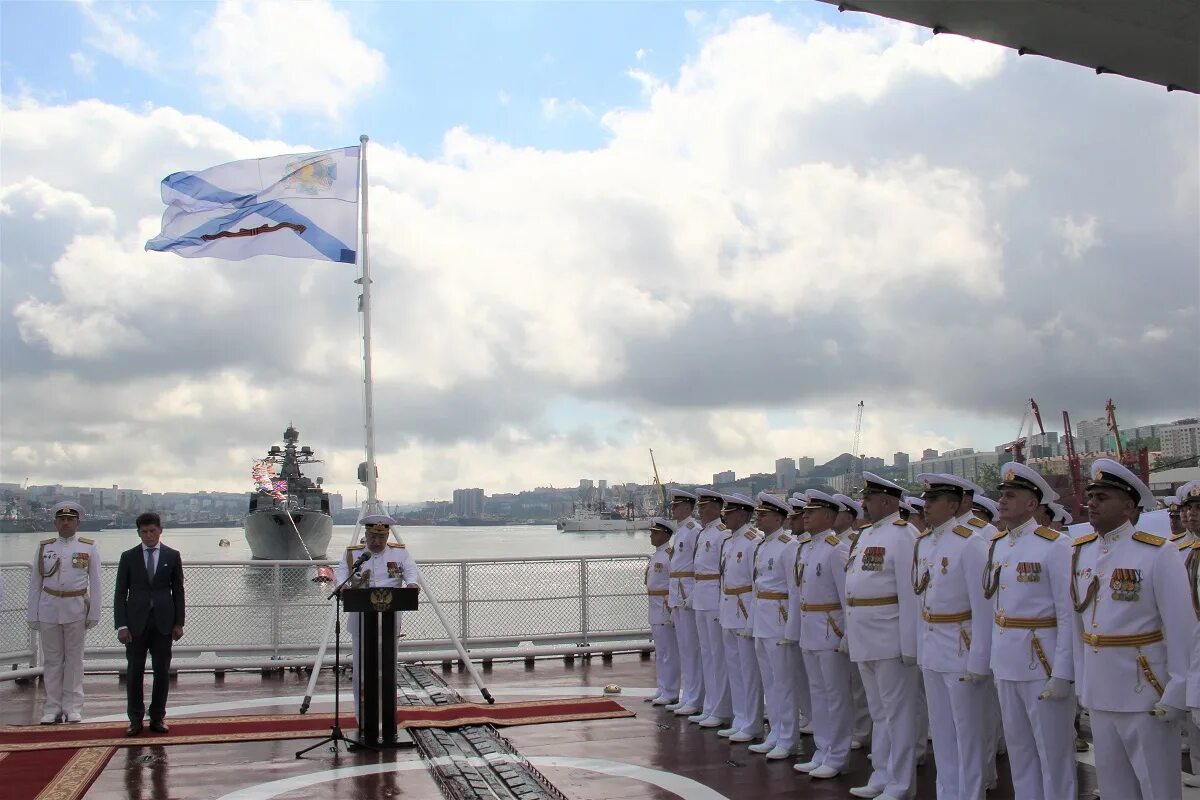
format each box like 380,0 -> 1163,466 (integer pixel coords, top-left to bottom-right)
244,426 -> 334,560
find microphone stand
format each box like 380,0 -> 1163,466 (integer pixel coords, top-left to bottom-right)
296,562 -> 375,757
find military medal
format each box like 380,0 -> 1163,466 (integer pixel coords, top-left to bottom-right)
815,563 -> 822,577
705,541 -> 711,552
737,552 -> 743,562
71,552 -> 90,569
768,557 -> 775,571
862,546 -> 885,571
387,561 -> 400,578
940,556 -> 949,575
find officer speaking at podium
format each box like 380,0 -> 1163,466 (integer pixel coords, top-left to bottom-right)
333,514 -> 419,723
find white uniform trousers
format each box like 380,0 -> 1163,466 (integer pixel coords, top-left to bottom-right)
916,675 -> 930,760
347,614 -> 400,724
39,620 -> 87,717
923,669 -> 986,800
721,629 -> 748,729
983,676 -> 1003,785
673,608 -> 704,710
755,637 -> 797,751
1091,708 -> 1183,800
793,645 -> 812,727
995,679 -> 1077,800
697,611 -> 731,719
730,630 -> 764,735
651,623 -> 680,700
850,662 -> 873,741
803,648 -> 854,770
859,657 -> 920,800
1184,716 -> 1200,775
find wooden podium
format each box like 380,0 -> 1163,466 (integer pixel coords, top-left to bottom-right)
343,586 -> 419,746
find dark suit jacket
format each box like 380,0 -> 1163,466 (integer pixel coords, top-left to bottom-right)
114,543 -> 185,636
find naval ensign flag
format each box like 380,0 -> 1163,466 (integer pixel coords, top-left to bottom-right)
145,146 -> 360,263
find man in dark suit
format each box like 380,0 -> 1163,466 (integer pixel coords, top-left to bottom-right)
114,511 -> 185,736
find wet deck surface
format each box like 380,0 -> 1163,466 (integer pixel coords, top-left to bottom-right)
0,652 -> 1170,799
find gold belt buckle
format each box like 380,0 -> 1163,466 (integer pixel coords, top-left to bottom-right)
996,613 -> 1005,627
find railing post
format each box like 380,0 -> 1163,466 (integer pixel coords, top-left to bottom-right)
459,562 -> 469,644
272,563 -> 282,657
580,558 -> 589,644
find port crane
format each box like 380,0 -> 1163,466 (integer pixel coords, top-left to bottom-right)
848,400 -> 864,487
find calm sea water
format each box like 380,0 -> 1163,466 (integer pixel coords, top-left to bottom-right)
0,524 -> 651,564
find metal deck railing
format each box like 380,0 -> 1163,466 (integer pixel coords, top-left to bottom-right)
0,554 -> 654,679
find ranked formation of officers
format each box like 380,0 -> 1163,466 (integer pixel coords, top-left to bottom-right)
643,460 -> 1200,800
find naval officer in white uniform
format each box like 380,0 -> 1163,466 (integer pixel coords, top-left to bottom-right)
791,490 -> 853,780
834,493 -> 873,750
844,472 -> 921,800
912,474 -> 993,800
988,462 -> 1077,800
716,492 -> 764,742
690,489 -> 733,727
1072,459 -> 1194,800
665,488 -> 704,716
333,514 -> 419,724
644,517 -> 679,705
27,501 -> 102,724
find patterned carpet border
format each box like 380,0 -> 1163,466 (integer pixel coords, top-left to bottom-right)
1,746 -> 116,800
1,697 -> 634,752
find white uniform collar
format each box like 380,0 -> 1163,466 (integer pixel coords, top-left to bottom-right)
872,511 -> 901,528
762,527 -> 785,542
930,517 -> 956,539
1103,520 -> 1134,542
1007,517 -> 1037,539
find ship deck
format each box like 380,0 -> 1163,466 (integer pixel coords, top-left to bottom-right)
6,653 -> 1183,800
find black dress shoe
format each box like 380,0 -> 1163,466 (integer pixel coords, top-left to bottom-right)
126,721 -> 143,736
148,719 -> 169,734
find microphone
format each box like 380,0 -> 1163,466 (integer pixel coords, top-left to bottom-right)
352,551 -> 371,570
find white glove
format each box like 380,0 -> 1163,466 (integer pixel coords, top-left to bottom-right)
958,672 -> 987,683
837,639 -> 849,655
1038,677 -> 1071,700
1193,709 -> 1200,728
85,620 -> 98,630
28,621 -> 39,631
1151,704 -> 1184,724
900,655 -> 917,667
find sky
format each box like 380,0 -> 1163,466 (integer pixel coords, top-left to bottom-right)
1,1 -> 1197,503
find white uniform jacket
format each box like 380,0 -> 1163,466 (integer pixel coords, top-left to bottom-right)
692,520 -> 731,612
1072,522 -> 1195,712
914,520 -> 992,675
844,512 -> 920,663
28,535 -> 102,625
1187,542 -> 1200,709
987,519 -> 1074,682
719,524 -> 761,631
334,542 -> 419,590
645,544 -> 673,626
752,530 -> 799,639
783,532 -> 812,642
668,518 -> 701,609
794,530 -> 850,651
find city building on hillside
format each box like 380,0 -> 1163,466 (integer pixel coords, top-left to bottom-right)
922,448 -> 938,460
909,449 -> 1006,484
1162,419 -> 1200,459
1075,417 -> 1111,453
452,488 -> 485,518
796,456 -> 815,476
775,457 -> 797,490
712,470 -> 735,486
894,452 -> 910,470
863,456 -> 885,471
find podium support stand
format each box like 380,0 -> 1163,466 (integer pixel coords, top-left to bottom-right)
343,586 -> 419,748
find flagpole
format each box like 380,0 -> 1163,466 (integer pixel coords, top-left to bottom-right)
357,134 -> 381,514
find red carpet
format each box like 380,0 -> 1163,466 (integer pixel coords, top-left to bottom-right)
0,697 -> 634,752
1,746 -> 117,800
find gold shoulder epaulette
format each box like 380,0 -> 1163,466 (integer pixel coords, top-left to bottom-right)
743,530 -> 756,541
1132,531 -> 1165,547
348,544 -> 366,551
967,517 -> 986,528
1177,538 -> 1192,550
825,534 -> 840,546
1034,526 -> 1060,542
856,522 -> 871,531
1073,532 -> 1098,547
916,529 -> 932,539
717,522 -> 728,531
685,520 -> 696,529
892,519 -> 907,526
779,533 -> 792,543
41,537 -> 55,545
78,536 -> 94,545
991,529 -> 1008,542
387,542 -> 406,548
953,525 -> 973,538
1170,532 -> 1185,542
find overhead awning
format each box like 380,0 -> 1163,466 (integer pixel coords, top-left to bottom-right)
819,0 -> 1199,94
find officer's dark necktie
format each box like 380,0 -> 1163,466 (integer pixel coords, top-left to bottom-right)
145,547 -> 157,610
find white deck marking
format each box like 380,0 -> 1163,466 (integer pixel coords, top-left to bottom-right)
213,755 -> 731,800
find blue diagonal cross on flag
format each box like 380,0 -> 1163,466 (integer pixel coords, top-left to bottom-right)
146,146 -> 361,263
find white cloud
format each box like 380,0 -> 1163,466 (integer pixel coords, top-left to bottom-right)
540,96 -> 595,121
69,51 -> 95,79
77,0 -> 159,71
1051,214 -> 1100,260
497,89 -> 510,106
193,0 -> 385,122
1,13 -> 1195,499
